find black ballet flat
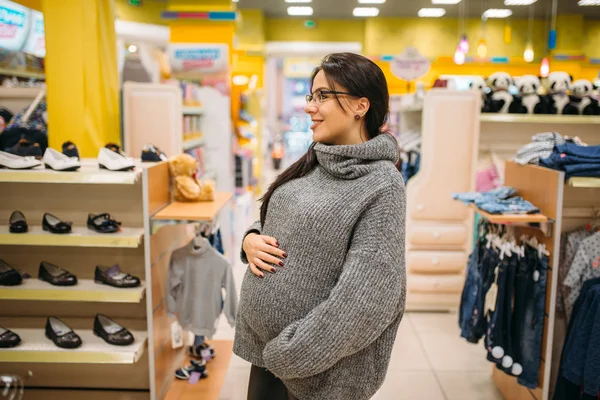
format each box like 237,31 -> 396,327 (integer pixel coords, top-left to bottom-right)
93,314 -> 134,346
94,265 -> 140,288
42,213 -> 72,234
0,326 -> 21,348
9,210 -> 28,233
87,213 -> 121,233
0,259 -> 22,286
45,317 -> 82,349
39,261 -> 77,286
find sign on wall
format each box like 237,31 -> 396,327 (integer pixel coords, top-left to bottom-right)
23,9 -> 44,58
0,0 -> 30,53
390,47 -> 431,81
168,43 -> 229,75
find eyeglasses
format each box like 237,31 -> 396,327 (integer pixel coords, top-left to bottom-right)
305,90 -> 353,105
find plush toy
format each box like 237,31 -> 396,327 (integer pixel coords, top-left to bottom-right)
570,79 -> 600,115
543,71 -> 578,115
168,153 -> 215,202
470,76 -> 491,111
485,72 -> 514,113
509,75 -> 545,114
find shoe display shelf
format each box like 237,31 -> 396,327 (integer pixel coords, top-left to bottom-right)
0,161 -> 210,400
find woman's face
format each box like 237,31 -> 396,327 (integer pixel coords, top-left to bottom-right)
305,70 -> 363,145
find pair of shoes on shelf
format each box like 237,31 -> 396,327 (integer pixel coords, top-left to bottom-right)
141,144 -> 167,162
45,314 -> 135,349
9,210 -> 27,233
0,150 -> 41,169
0,142 -> 81,171
94,264 -> 140,288
37,212 -> 121,234
30,259 -> 139,289
0,259 -> 23,286
175,359 -> 208,380
43,147 -> 80,171
9,138 -> 42,159
0,326 -> 21,348
42,212 -> 72,234
190,342 -> 216,362
39,261 -> 77,286
99,143 -> 135,171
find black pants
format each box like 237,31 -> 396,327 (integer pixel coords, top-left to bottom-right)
248,365 -> 299,400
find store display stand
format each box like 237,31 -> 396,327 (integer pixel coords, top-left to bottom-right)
0,161 -> 233,400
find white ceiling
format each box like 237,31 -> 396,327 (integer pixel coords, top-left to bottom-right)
236,0 -> 600,19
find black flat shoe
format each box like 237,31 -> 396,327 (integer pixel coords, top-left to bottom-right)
93,314 -> 134,346
0,259 -> 22,286
9,210 -> 28,233
0,326 -> 21,348
87,213 -> 121,233
45,317 -> 82,349
62,141 -> 80,160
94,265 -> 140,288
42,213 -> 72,234
39,261 -> 77,286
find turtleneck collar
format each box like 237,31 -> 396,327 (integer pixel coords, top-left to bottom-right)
313,133 -> 399,180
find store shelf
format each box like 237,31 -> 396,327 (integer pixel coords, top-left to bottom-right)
0,159 -> 141,185
0,279 -> 146,303
0,67 -> 45,80
480,114 -> 600,124
153,192 -> 233,222
0,226 -> 144,248
0,329 -> 147,364
470,204 -> 549,224
183,137 -> 205,151
567,177 -> 600,188
182,106 -> 204,115
0,87 -> 44,99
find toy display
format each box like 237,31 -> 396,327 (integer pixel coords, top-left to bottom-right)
543,71 -> 578,115
485,72 -> 514,113
470,76 -> 490,111
570,79 -> 600,115
509,75 -> 546,114
168,153 -> 215,202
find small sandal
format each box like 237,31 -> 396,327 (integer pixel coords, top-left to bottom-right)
9,210 -> 28,233
42,213 -> 72,234
87,213 -> 121,233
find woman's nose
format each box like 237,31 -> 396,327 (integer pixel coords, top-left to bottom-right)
305,102 -> 317,114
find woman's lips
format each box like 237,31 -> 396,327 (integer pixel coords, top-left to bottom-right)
310,120 -> 323,130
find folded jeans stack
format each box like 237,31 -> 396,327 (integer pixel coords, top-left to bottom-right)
539,142 -> 600,179
452,187 -> 540,215
514,132 -> 584,166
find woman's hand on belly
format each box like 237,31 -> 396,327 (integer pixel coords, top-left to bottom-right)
243,233 -> 287,278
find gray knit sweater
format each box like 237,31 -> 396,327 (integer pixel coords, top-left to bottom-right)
234,133 -> 406,400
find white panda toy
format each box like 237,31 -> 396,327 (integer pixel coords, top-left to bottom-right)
570,79 -> 600,115
469,76 -> 490,111
509,75 -> 546,114
544,71 -> 578,115
485,72 -> 514,113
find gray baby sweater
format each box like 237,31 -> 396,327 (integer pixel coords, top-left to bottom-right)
167,237 -> 237,337
234,133 -> 406,400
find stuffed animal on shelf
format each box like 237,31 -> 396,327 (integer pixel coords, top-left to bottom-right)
485,72 -> 514,113
509,75 -> 546,114
168,153 -> 216,202
543,71 -> 578,115
570,79 -> 600,115
470,76 -> 491,112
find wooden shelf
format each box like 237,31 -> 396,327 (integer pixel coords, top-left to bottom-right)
480,114 -> 600,125
153,192 -> 233,222
182,106 -> 203,115
567,177 -> 600,188
183,137 -> 205,151
0,159 -> 142,185
0,67 -> 45,80
470,204 -> 549,224
0,329 -> 147,364
0,226 -> 145,248
0,87 -> 44,99
0,279 -> 146,303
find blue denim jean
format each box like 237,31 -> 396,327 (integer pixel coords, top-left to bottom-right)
452,186 -> 516,205
517,249 -> 548,389
476,196 -> 540,215
459,239 -> 482,341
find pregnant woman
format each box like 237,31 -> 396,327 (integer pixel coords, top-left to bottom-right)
234,52 -> 407,400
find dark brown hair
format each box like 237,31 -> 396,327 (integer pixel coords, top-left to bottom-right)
259,52 -> 391,226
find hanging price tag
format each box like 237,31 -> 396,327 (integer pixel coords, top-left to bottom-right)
485,266 -> 500,316
171,321 -> 183,349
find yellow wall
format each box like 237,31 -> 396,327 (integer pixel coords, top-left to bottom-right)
237,9 -> 265,53
114,0 -> 167,25
265,19 -> 365,45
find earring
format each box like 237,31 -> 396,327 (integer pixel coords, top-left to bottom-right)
354,114 -> 360,120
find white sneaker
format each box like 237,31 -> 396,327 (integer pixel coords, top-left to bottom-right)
43,148 -> 81,171
0,150 -> 41,170
98,147 -> 135,171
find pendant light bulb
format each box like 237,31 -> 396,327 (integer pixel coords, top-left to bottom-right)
540,57 -> 550,77
454,48 -> 466,65
458,35 -> 469,53
477,39 -> 488,58
524,45 -> 534,63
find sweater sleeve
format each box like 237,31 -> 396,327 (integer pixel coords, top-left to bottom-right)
166,252 -> 184,316
262,180 -> 407,379
240,220 -> 262,264
222,258 -> 238,327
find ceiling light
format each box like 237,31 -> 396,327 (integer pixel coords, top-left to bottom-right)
285,0 -> 311,2
524,46 -> 534,62
418,8 -> 446,17
287,6 -> 313,16
358,0 -> 385,3
128,45 -> 137,53
578,0 -> 600,5
353,7 -> 380,17
454,49 -> 465,65
483,8 -> 513,19
432,0 -> 461,4
504,0 -> 536,5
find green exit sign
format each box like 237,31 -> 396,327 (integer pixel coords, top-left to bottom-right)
129,0 -> 142,6
304,20 -> 316,28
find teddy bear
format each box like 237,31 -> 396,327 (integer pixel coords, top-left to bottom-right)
542,71 -> 578,115
168,153 -> 215,202
509,75 -> 546,114
570,79 -> 600,115
485,72 -> 514,113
